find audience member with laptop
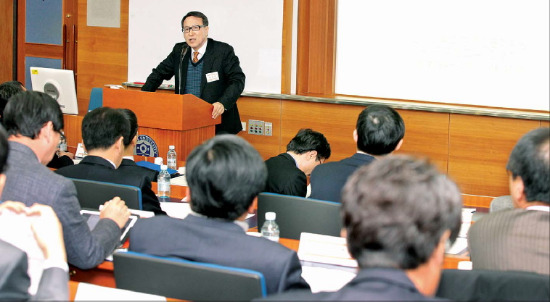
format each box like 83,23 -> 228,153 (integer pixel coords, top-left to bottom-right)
129,135 -> 311,294
1,91 -> 130,270
0,125 -> 69,300
263,156 -> 463,300
55,107 -> 165,215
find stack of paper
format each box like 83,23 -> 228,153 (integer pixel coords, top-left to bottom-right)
297,232 -> 358,268
446,208 -> 476,255
297,232 -> 358,293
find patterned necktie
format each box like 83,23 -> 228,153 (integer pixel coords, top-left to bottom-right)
192,52 -> 199,63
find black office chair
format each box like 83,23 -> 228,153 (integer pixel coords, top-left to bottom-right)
257,192 -> 342,240
69,178 -> 142,210
436,269 -> 550,301
113,251 -> 266,301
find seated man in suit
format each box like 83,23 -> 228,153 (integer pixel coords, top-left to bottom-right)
469,127 -> 549,275
0,81 -> 25,124
56,107 -> 165,215
129,135 -> 311,294
310,105 -> 404,202
0,125 -> 68,300
0,81 -> 73,168
1,91 -> 130,270
265,128 -> 331,197
117,109 -> 158,183
264,156 -> 462,301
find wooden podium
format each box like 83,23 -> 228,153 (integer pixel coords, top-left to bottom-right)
102,89 -> 220,162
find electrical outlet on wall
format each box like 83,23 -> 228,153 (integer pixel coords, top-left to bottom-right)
264,122 -> 273,136
248,119 -> 265,135
241,121 -> 246,131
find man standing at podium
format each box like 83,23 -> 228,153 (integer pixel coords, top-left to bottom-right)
142,11 -> 245,135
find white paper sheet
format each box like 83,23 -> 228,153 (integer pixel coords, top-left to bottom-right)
75,282 -> 165,301
301,265 -> 356,293
297,233 -> 358,268
159,202 -> 192,219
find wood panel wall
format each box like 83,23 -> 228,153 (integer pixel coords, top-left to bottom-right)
62,0 -> 548,205
76,0 -> 128,115
0,0 -> 14,82
448,115 -> 541,197
296,0 -> 337,96
236,96 -> 546,202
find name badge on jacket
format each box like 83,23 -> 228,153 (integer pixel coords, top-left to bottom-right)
206,72 -> 219,83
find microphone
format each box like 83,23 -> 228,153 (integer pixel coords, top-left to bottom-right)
178,44 -> 189,94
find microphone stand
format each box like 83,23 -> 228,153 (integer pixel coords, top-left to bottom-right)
178,44 -> 189,94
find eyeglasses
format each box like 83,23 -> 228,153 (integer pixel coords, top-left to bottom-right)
182,25 -> 206,33
58,130 -> 66,141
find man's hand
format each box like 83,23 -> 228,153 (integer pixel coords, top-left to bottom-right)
0,201 -> 28,214
99,197 -> 130,229
27,204 -> 67,261
58,151 -> 75,159
212,102 -> 225,119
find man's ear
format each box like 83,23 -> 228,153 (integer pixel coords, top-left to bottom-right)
115,136 -> 125,151
340,228 -> 347,239
433,230 -> 450,266
39,121 -> 54,143
393,139 -> 404,153
509,174 -> 527,208
248,197 -> 258,214
0,174 -> 6,195
309,150 -> 318,161
353,129 -> 358,143
185,186 -> 192,204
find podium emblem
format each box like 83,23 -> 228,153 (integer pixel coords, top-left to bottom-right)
136,135 -> 159,157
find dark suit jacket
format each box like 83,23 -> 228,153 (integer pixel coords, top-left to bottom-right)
55,156 -> 166,215
46,153 -> 74,169
468,208 -> 550,275
118,159 -> 158,184
310,153 -> 375,202
260,268 -> 443,301
2,142 -> 121,269
0,239 -> 68,301
142,38 -> 245,134
265,153 -> 307,197
129,214 -> 310,295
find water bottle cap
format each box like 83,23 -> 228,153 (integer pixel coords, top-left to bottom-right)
265,212 -> 276,220
169,145 -> 175,150
161,165 -> 168,170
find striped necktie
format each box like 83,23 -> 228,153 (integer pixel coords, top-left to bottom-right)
192,52 -> 199,63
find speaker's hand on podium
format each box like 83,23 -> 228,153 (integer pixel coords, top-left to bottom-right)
212,102 -> 225,119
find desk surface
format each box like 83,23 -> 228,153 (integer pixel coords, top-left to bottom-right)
70,237 -> 469,289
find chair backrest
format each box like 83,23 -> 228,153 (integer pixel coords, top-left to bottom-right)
257,192 -> 342,240
88,87 -> 103,112
489,195 -> 513,212
113,251 -> 266,301
436,269 -> 550,301
70,178 -> 142,210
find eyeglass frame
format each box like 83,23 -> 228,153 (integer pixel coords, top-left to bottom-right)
58,129 -> 66,141
182,25 -> 206,33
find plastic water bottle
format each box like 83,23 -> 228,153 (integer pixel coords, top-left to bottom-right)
157,165 -> 171,201
167,145 -> 177,170
261,212 -> 280,242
